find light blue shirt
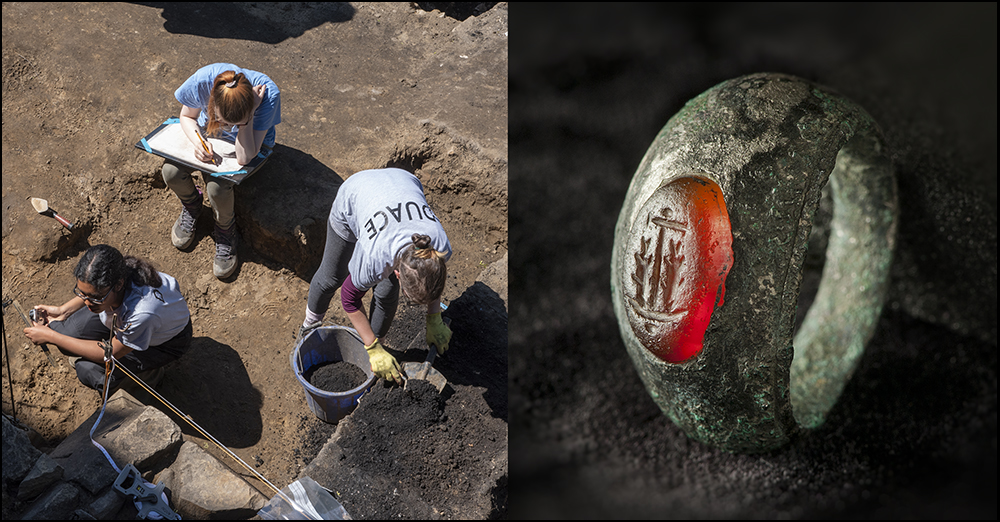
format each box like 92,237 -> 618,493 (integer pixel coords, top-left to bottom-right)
174,63 -> 281,148
100,273 -> 190,352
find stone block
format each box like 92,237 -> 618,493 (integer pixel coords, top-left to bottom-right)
161,441 -> 268,519
87,486 -> 126,519
1,416 -> 42,486
17,452 -> 64,500
49,390 -> 174,495
18,481 -> 80,520
103,404 -> 183,469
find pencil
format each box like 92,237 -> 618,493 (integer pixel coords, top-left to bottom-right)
194,128 -> 216,165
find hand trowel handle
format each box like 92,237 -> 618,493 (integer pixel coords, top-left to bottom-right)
52,213 -> 74,230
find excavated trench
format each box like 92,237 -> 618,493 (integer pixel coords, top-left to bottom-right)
2,133 -> 508,519
279,139 -> 508,519
3,3 -> 508,517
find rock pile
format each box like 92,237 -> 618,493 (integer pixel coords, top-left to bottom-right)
2,391 -> 267,519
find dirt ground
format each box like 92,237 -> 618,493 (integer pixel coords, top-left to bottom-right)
2,2 -> 507,519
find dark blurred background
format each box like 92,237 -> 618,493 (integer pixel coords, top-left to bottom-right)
510,3 -> 996,518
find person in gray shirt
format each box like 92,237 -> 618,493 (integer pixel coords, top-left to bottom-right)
299,168 -> 453,385
23,245 -> 192,395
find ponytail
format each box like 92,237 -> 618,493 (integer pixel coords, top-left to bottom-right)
394,234 -> 447,305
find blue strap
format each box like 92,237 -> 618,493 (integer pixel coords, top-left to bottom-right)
162,117 -> 180,125
208,169 -> 248,178
139,138 -> 152,153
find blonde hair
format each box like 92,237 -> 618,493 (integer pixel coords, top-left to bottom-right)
206,70 -> 254,137
394,234 -> 447,305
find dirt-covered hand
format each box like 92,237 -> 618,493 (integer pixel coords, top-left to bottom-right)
23,323 -> 53,346
426,312 -> 451,355
365,338 -> 402,385
33,304 -> 67,323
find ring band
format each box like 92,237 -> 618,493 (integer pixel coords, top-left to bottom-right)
611,73 -> 897,453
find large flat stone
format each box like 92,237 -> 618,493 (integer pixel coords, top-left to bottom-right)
17,452 -> 64,500
157,441 -> 267,520
103,404 -> 183,469
17,481 -> 80,520
48,390 -> 181,495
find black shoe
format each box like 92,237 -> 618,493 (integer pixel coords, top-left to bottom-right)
134,367 -> 166,390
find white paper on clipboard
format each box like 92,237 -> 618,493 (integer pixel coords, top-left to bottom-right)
136,119 -> 272,184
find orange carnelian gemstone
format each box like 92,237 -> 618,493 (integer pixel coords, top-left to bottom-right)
622,176 -> 733,363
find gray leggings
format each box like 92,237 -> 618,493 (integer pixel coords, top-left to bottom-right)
162,161 -> 236,229
307,221 -> 399,338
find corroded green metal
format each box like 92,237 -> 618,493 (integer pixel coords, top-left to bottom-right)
611,73 -> 897,453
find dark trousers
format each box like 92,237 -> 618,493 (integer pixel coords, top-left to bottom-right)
49,308 -> 192,393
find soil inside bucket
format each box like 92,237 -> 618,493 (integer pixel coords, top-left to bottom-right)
304,360 -> 369,392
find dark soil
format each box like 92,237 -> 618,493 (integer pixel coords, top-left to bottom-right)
307,379 -> 507,520
300,290 -> 509,519
305,361 -> 369,393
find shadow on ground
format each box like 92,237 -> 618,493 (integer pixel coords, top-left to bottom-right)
133,2 -> 355,44
137,336 -> 264,449
235,144 -> 345,280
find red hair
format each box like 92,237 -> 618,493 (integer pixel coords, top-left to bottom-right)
206,70 -> 254,137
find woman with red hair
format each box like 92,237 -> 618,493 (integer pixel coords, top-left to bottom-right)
162,63 -> 281,279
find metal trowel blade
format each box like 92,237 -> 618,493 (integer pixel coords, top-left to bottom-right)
403,350 -> 447,393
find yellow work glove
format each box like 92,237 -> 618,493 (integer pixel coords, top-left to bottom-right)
426,312 -> 452,355
365,338 -> 402,385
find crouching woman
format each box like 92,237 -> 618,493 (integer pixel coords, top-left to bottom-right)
23,244 -> 192,395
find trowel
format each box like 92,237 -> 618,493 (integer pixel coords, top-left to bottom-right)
30,197 -> 74,230
402,317 -> 450,393
2,297 -> 58,367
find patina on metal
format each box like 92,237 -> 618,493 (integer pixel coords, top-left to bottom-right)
611,73 -> 897,453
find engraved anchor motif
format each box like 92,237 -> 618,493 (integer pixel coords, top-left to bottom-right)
623,176 -> 733,363
627,206 -> 688,326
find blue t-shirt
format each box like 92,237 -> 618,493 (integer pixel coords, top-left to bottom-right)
174,63 -> 281,148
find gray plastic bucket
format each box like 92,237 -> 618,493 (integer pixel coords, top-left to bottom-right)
291,326 -> 376,423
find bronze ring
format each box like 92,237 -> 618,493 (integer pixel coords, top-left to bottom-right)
611,73 -> 898,453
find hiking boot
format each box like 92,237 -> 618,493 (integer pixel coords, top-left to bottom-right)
171,194 -> 203,249
213,224 -> 239,279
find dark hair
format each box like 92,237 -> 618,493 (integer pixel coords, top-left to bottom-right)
394,234 -> 447,305
206,70 -> 254,137
74,245 -> 162,291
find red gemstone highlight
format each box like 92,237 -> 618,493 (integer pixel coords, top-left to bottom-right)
623,176 -> 733,363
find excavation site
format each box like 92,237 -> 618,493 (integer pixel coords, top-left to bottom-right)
2,2 -> 508,519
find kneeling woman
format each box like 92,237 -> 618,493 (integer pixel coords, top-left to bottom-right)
23,245 -> 192,394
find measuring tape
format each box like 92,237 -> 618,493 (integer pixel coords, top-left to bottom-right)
91,317 -> 315,520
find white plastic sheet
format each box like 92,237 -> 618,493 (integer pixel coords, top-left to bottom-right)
257,476 -> 351,520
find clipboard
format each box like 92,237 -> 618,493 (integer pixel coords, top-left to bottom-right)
135,118 -> 272,184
